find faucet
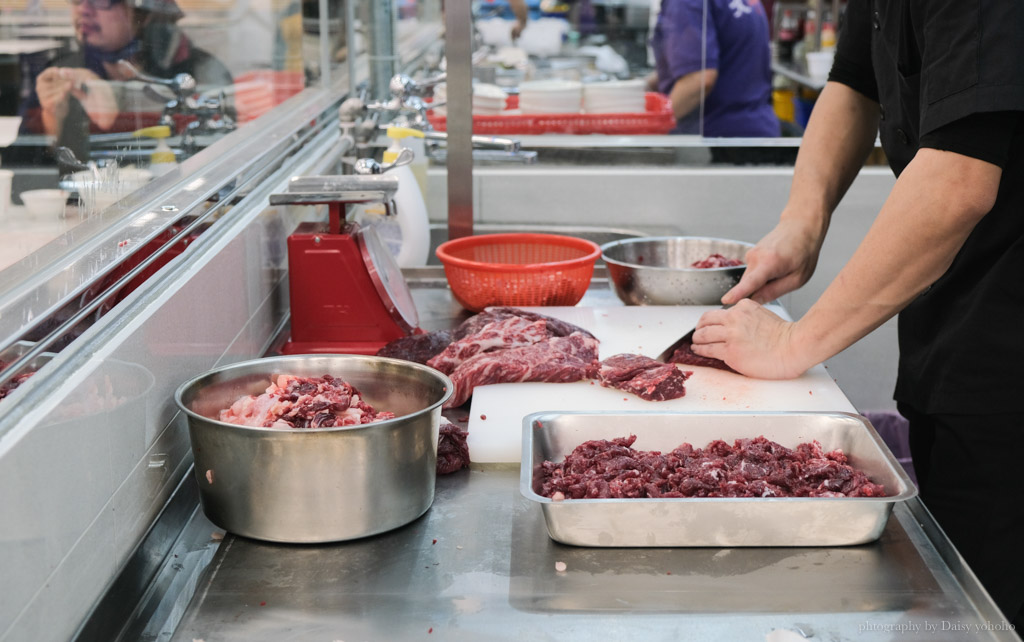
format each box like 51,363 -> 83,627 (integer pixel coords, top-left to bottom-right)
115,60 -> 236,155
350,73 -> 534,163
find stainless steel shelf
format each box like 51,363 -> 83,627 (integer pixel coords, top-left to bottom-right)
156,283 -> 1018,642
169,463 -> 1017,641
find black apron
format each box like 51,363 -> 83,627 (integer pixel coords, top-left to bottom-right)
836,0 -> 1024,624
856,0 -> 1024,415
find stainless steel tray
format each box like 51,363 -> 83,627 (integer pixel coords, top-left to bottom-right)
520,411 -> 917,547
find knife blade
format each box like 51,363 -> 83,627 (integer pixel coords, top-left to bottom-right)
655,304 -> 733,364
655,325 -> 697,363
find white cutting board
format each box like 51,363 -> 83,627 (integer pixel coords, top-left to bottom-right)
464,306 -> 856,463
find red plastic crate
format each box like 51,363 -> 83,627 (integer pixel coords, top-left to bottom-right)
427,92 -> 675,135
234,70 -> 306,123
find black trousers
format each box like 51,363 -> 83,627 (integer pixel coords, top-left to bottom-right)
899,402 -> 1024,629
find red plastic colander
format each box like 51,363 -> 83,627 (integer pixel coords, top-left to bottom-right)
435,233 -> 601,312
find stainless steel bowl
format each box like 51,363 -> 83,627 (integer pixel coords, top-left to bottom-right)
175,354 -> 453,543
601,236 -> 753,305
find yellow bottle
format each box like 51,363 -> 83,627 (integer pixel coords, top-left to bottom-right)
134,125 -> 177,177
382,126 -> 430,268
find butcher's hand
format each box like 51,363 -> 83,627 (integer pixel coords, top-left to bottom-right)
691,299 -> 813,380
721,215 -> 826,305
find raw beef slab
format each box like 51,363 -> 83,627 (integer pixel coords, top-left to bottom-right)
444,332 -> 600,408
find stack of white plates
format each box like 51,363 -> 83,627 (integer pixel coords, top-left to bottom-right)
518,79 -> 583,114
582,79 -> 646,114
473,83 -> 508,115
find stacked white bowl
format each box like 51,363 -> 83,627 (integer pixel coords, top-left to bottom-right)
472,83 -> 508,115
518,79 -> 583,114
582,79 -> 646,114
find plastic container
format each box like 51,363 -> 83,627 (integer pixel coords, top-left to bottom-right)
352,127 -> 430,268
435,233 -> 601,312
20,189 -> 69,218
806,50 -> 835,83
137,125 -> 177,177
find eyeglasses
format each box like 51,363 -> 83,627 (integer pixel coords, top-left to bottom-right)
66,0 -> 124,9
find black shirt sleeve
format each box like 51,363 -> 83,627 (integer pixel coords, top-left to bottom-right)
918,111 -> 1021,169
916,0 -> 1024,136
827,0 -> 878,103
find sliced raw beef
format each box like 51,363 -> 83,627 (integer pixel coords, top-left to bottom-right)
437,421 -> 470,474
444,332 -> 600,408
691,253 -> 744,269
667,337 -> 737,373
427,317 -> 550,375
597,354 -> 691,401
375,330 -> 453,365
220,374 -> 395,428
538,435 -> 886,499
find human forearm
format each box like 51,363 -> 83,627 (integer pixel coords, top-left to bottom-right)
792,148 -> 1000,369
41,108 -> 62,137
783,82 -> 880,232
509,0 -> 528,37
668,69 -> 718,121
722,83 -> 880,305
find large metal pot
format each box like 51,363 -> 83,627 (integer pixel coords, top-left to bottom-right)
601,236 -> 753,305
174,354 -> 453,543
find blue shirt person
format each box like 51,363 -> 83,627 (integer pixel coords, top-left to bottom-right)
651,0 -> 779,137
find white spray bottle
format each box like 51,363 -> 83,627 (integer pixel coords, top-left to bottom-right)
381,126 -> 430,268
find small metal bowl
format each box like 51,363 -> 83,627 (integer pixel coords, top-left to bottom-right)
175,354 -> 453,543
601,236 -> 753,305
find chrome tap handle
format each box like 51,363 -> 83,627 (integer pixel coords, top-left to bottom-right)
116,60 -> 196,99
420,130 -> 521,152
389,72 -> 447,100
352,148 -> 415,175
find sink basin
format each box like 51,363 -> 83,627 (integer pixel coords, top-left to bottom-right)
426,223 -> 674,265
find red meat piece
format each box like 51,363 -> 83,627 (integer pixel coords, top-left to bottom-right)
437,421 -> 470,474
220,374 -> 395,428
691,253 -> 744,269
597,353 -> 691,401
538,435 -> 886,499
667,337 -> 737,373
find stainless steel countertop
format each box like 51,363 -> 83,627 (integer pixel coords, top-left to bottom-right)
167,279 -> 1021,642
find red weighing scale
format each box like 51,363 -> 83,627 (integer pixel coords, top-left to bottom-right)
270,174 -> 421,355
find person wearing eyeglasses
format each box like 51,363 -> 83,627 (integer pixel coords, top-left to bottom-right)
20,0 -> 232,161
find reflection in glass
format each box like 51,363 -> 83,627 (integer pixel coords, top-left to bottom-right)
19,0 -> 235,162
649,0 -> 779,137
1,0 -> 309,270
